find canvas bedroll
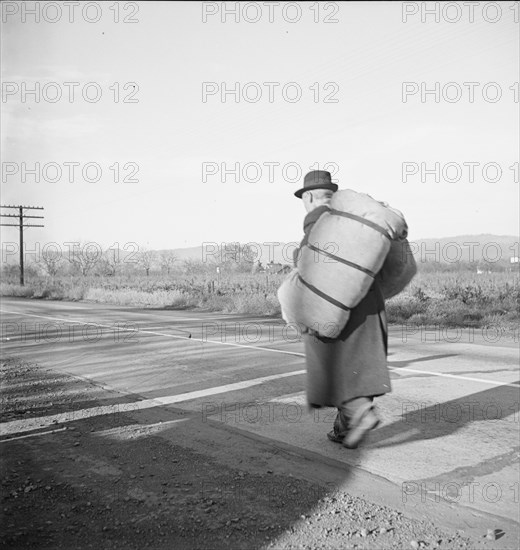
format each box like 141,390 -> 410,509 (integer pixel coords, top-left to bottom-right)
278,189 -> 411,338
377,239 -> 417,300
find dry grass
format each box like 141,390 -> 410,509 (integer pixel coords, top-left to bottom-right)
386,271 -> 519,330
2,267 -> 518,330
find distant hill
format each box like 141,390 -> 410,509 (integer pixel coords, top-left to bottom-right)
160,242 -> 295,265
157,246 -> 206,261
164,234 -> 518,265
3,235 -> 516,267
410,234 -> 518,263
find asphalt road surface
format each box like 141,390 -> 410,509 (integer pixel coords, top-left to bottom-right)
1,297 -> 519,547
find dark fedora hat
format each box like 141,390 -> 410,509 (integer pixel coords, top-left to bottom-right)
294,170 -> 338,198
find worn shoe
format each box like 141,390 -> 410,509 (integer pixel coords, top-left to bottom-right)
326,429 -> 344,443
326,411 -> 349,444
342,401 -> 380,449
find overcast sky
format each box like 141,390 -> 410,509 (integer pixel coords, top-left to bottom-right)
1,1 -> 518,252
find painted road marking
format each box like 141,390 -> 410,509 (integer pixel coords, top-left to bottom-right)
0,369 -> 306,437
0,308 -> 263,324
0,427 -> 67,442
0,309 -> 304,357
93,418 -> 188,441
271,393 -> 307,405
2,309 -> 518,388
390,369 -> 518,388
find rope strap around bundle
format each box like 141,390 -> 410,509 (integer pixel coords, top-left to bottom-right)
328,209 -> 392,239
305,243 -> 376,277
297,275 -> 351,312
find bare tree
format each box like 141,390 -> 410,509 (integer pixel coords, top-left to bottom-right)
160,251 -> 178,274
66,241 -> 102,276
217,242 -> 256,273
1,263 -> 20,280
96,247 -> 124,276
38,247 -> 63,277
137,248 -> 156,276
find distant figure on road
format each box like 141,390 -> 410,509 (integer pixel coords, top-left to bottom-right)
293,170 -> 390,448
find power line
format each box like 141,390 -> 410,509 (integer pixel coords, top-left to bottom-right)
0,205 -> 45,286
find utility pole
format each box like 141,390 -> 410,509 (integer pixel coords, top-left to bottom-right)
0,205 -> 44,286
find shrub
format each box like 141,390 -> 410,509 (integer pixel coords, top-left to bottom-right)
0,283 -> 35,298
2,269 -> 517,331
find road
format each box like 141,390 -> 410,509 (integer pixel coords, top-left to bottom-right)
1,296 -> 519,545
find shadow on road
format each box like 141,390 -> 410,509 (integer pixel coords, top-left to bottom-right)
388,353 -> 460,369
370,381 -> 520,448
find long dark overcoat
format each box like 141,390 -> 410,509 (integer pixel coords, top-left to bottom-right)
294,206 -> 391,407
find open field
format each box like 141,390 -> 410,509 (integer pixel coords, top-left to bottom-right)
1,266 -> 518,332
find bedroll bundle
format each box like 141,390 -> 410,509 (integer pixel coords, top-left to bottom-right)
278,189 -> 409,338
377,239 -> 417,300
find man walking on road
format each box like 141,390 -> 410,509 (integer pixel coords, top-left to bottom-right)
293,170 -> 391,448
